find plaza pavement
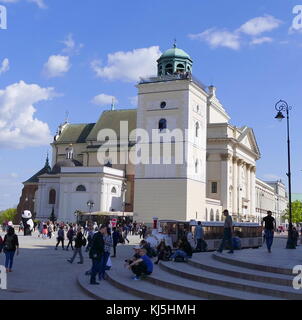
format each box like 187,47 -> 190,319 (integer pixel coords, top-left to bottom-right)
0,231 -> 301,300
0,231 -> 141,300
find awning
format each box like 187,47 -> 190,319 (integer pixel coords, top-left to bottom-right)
80,211 -> 133,217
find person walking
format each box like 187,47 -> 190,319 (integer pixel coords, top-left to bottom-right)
67,227 -> 85,264
123,224 -> 130,244
89,225 -> 105,285
3,226 -> 19,272
98,227 -> 112,280
55,225 -> 65,250
66,225 -> 75,251
217,209 -> 234,254
261,211 -> 276,253
194,221 -> 205,252
111,227 -> 120,258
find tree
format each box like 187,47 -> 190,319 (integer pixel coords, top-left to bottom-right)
0,208 -> 17,224
284,200 -> 302,223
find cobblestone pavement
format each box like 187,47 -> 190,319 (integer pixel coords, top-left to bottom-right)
0,231 -> 140,300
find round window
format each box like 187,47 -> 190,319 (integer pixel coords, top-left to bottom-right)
160,101 -> 166,109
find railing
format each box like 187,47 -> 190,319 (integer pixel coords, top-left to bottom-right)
139,73 -> 208,91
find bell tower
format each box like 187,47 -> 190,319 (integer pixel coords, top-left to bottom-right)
134,46 -> 208,224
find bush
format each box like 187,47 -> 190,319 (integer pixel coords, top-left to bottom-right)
0,208 -> 17,225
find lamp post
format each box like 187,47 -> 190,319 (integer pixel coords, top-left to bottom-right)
87,200 -> 94,224
121,180 -> 127,219
274,99 -> 295,249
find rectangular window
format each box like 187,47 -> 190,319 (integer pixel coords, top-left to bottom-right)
211,182 -> 218,194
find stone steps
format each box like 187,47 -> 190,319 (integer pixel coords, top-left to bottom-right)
77,273 -> 143,300
106,261 -> 204,300
159,260 -> 301,300
188,253 -> 293,287
147,264 -> 281,300
212,253 -> 294,275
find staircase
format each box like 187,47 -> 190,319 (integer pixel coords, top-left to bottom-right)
78,251 -> 302,300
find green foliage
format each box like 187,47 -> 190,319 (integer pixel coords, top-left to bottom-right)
284,201 -> 302,223
0,208 -> 17,224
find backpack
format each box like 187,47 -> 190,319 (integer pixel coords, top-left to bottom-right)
4,235 -> 15,251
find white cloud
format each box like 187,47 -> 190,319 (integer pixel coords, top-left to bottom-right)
91,46 -> 162,82
238,15 -> 282,36
189,15 -> 281,50
0,0 -> 46,8
92,93 -> 118,107
62,33 -> 83,55
250,37 -> 273,45
0,58 -> 9,74
0,81 -> 55,148
43,55 -> 70,78
189,28 -> 241,50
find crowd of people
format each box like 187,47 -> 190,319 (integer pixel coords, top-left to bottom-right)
2,210 -> 302,282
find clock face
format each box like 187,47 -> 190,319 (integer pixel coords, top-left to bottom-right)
160,101 -> 166,109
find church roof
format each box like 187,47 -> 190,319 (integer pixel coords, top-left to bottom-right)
23,157 -> 51,184
86,109 -> 137,141
55,123 -> 95,144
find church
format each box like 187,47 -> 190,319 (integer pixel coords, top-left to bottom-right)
16,45 -> 288,226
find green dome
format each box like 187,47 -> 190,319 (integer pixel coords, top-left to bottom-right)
159,47 -> 192,61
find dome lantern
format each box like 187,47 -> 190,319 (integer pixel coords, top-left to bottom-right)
157,44 -> 193,76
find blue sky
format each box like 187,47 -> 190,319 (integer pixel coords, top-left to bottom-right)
0,0 -> 302,209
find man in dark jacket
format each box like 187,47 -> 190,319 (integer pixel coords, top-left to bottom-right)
67,227 -> 84,264
89,225 -> 106,285
111,227 -> 120,258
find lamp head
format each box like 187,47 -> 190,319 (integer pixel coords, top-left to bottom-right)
275,111 -> 285,121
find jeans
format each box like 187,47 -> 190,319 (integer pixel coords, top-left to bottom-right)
90,257 -> 102,283
132,262 -> 151,277
170,250 -> 188,260
98,252 -> 110,279
264,229 -> 274,251
56,238 -> 64,249
218,228 -> 233,253
66,239 -> 74,250
70,247 -> 83,263
5,250 -> 15,269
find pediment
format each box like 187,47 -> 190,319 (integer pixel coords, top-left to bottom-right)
237,127 -> 261,158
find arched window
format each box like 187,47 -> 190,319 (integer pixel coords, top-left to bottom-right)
165,64 -> 173,75
195,122 -> 200,138
49,189 -> 56,204
187,66 -> 191,72
216,210 -> 220,221
111,187 -> 117,194
76,185 -> 86,192
210,209 -> 214,222
195,160 -> 198,173
158,119 -> 167,132
176,63 -> 185,73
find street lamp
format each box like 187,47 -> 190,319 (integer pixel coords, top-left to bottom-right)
121,180 -> 127,218
87,200 -> 94,223
274,99 -> 295,249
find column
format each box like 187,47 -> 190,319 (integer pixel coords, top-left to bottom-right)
100,181 -> 106,212
220,153 -> 231,210
250,166 -> 256,220
237,159 -> 243,221
246,164 -> 251,216
232,157 -> 238,217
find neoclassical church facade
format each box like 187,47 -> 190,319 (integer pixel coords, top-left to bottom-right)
16,45 -> 288,225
